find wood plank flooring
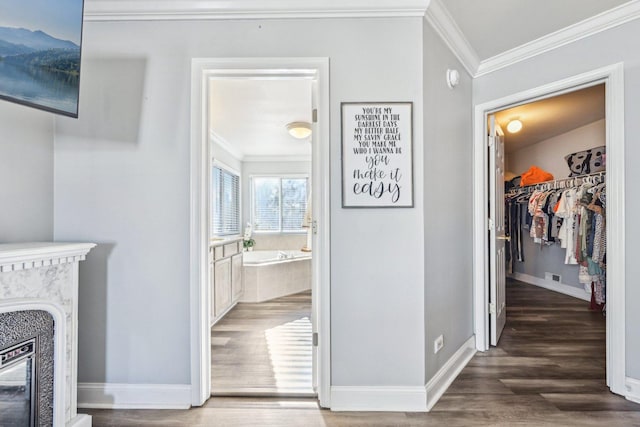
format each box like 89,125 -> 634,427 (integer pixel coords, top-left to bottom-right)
211,291 -> 314,396
87,279 -> 640,426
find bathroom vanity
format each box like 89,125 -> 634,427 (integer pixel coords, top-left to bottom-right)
210,237 -> 243,325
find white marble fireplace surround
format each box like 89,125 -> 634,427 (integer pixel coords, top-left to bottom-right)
0,242 -> 95,427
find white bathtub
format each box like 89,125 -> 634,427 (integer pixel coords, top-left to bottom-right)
241,250 -> 312,302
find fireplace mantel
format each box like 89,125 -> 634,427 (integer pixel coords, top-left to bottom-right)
0,242 -> 95,272
0,242 -> 95,427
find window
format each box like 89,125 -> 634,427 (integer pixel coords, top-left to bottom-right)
211,164 -> 240,236
252,176 -> 308,233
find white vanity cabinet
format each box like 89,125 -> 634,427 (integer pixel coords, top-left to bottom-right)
210,238 -> 244,325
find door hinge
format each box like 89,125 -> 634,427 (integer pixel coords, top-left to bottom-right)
488,136 -> 495,147
312,109 -> 318,123
488,218 -> 494,231
489,303 -> 496,314
312,220 -> 318,235
313,332 -> 318,347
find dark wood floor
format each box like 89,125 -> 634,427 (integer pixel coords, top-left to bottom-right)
211,291 -> 314,396
87,279 -> 640,426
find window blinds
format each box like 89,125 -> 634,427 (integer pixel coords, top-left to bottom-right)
253,177 -> 308,232
212,166 -> 240,236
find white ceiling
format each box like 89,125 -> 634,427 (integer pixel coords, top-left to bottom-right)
209,79 -> 312,159
495,84 -> 605,154
440,0 -> 631,60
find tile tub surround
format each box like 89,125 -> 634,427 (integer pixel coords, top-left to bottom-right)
0,242 -> 95,427
241,251 -> 311,303
251,234 -> 307,251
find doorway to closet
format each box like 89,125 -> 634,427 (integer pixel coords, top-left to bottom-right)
485,83 -> 611,402
189,58 -> 331,408
473,63 -> 626,397
490,83 -> 606,344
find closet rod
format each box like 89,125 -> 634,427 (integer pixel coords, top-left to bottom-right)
509,170 -> 606,194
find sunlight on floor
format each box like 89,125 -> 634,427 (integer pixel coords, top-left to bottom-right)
265,316 -> 313,393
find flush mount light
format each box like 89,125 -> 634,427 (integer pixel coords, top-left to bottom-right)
507,119 -> 523,133
286,122 -> 312,139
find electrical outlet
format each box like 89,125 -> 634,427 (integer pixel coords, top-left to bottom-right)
434,335 -> 444,354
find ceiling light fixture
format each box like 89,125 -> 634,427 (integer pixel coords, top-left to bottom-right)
507,119 -> 523,133
286,121 -> 312,139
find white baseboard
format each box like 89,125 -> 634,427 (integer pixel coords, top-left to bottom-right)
330,336 -> 476,412
77,383 -> 191,409
425,335 -> 476,411
510,272 -> 590,302
330,385 -> 427,412
68,414 -> 92,427
626,377 -> 640,405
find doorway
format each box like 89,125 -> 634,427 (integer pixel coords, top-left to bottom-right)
472,63 -> 626,396
189,58 -> 331,407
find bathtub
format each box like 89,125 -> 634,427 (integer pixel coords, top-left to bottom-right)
241,250 -> 312,303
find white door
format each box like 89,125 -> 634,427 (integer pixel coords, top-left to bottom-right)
489,115 -> 507,345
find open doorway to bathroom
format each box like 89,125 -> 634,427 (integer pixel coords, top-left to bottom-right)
190,58 -> 330,406
209,77 -> 315,396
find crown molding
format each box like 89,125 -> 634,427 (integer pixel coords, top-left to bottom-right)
84,0 -> 431,22
211,130 -> 244,161
243,155 -> 311,162
476,0 -> 640,77
424,0 -> 479,76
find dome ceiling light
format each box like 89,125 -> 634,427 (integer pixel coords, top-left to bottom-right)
286,121 -> 312,139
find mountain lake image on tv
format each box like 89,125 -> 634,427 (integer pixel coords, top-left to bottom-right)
0,0 -> 84,117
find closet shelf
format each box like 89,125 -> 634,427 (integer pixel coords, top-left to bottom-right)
509,171 -> 605,194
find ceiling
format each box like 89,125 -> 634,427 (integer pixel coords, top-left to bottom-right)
209,79 -> 312,159
440,0 -> 632,60
495,84 -> 605,154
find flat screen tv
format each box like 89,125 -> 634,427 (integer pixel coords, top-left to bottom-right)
0,0 -> 84,118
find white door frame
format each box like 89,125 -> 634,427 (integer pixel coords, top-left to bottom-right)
472,63 -> 626,395
189,57 -> 331,407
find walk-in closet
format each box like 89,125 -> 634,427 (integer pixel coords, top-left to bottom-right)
499,83 -> 607,312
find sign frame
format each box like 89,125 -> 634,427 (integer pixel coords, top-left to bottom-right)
341,101 -> 414,208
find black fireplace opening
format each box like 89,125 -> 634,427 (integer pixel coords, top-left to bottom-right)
0,311 -> 54,427
0,340 -> 36,426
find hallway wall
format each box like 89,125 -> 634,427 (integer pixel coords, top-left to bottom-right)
0,103 -> 53,242
53,17 -> 426,391
423,22 -> 474,382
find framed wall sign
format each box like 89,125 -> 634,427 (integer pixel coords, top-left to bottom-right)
341,102 -> 413,208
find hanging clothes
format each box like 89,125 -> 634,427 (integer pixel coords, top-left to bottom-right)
505,173 -> 606,308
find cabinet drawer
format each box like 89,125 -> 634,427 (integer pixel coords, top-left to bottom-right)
213,245 -> 224,260
223,242 -> 240,257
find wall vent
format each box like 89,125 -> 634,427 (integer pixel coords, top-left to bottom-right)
545,272 -> 562,283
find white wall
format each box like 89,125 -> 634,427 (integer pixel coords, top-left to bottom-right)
0,103 -> 53,242
473,18 -> 640,379
54,17 -> 425,389
507,119 -> 605,179
423,23 -> 474,381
